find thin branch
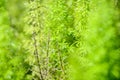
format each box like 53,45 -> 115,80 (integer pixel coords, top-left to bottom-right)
58,48 -> 66,79
33,31 -> 44,80
45,33 -> 50,80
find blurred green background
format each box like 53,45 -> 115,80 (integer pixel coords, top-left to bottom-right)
0,0 -> 120,80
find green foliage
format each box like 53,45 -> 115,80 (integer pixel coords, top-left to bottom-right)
0,0 -> 119,80
0,1 -> 29,80
85,0 -> 120,80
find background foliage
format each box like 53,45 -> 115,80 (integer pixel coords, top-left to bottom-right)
0,0 -> 119,80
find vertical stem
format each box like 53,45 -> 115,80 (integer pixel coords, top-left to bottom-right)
33,31 -> 44,80
45,33 -> 50,80
58,48 -> 65,79
34,0 -> 44,79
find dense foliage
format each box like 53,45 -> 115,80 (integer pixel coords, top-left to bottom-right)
0,0 -> 119,80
